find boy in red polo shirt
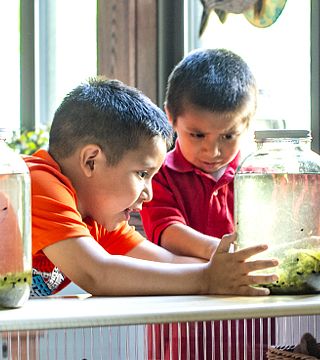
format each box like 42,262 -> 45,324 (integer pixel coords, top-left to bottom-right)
141,48 -> 273,359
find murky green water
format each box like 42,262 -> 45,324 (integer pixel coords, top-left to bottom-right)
235,173 -> 320,294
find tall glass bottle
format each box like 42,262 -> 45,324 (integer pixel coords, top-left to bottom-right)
235,130 -> 320,294
0,129 -> 31,307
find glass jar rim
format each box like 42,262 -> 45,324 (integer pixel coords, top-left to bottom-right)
254,129 -> 311,141
0,128 -> 12,141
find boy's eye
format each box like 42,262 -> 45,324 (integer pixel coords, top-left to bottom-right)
221,133 -> 235,140
137,171 -> 148,179
190,133 -> 205,139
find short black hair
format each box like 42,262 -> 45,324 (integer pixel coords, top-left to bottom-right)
49,77 -> 173,165
165,48 -> 257,123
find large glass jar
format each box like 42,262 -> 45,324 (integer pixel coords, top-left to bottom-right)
0,130 -> 31,307
235,130 -> 320,295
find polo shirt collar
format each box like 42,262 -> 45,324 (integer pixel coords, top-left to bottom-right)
165,139 -> 194,173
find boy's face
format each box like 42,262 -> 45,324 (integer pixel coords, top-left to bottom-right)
78,136 -> 167,231
169,106 -> 249,174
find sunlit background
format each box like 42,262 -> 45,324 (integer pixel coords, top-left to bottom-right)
0,1 -> 312,134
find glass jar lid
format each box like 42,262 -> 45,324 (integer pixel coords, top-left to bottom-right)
254,129 -> 311,141
0,128 -> 12,141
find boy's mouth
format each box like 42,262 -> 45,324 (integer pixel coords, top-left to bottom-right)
199,161 -> 220,172
123,207 -> 141,221
124,208 -> 131,221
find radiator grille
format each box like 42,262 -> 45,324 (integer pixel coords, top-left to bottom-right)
1,316 -> 319,360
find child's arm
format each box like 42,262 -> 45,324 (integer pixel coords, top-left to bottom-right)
160,223 -> 220,260
42,233 -> 278,296
126,236 -> 207,263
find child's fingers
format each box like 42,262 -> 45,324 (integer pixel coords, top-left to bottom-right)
241,258 -> 279,273
234,273 -> 278,296
235,244 -> 271,261
238,285 -> 271,296
244,272 -> 278,286
215,233 -> 237,254
237,263 -> 279,295
237,272 -> 278,296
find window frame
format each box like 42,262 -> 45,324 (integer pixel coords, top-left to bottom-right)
20,0 -> 35,131
97,0 -> 185,108
311,0 -> 320,153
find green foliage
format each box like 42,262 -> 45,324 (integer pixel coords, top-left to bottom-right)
7,128 -> 49,155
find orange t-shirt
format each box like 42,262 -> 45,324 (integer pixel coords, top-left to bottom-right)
23,150 -> 144,296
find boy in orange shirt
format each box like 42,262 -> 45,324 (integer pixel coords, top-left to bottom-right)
24,77 -> 277,298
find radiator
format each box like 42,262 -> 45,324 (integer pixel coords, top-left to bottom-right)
1,316 -> 319,360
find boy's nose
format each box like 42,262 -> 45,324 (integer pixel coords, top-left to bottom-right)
142,182 -> 153,203
204,141 -> 220,157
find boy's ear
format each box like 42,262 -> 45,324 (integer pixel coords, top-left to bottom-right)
79,145 -> 102,177
164,105 -> 174,126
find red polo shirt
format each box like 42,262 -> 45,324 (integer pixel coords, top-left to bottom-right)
141,140 -> 240,245
141,143 -> 269,360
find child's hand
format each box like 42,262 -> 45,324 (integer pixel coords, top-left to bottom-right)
205,233 -> 279,296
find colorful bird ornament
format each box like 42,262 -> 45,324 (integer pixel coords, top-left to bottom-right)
199,0 -> 288,36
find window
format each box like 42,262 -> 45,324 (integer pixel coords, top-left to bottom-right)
0,1 -> 20,131
0,1 -> 97,134
35,0 -> 97,129
184,0 -> 311,131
